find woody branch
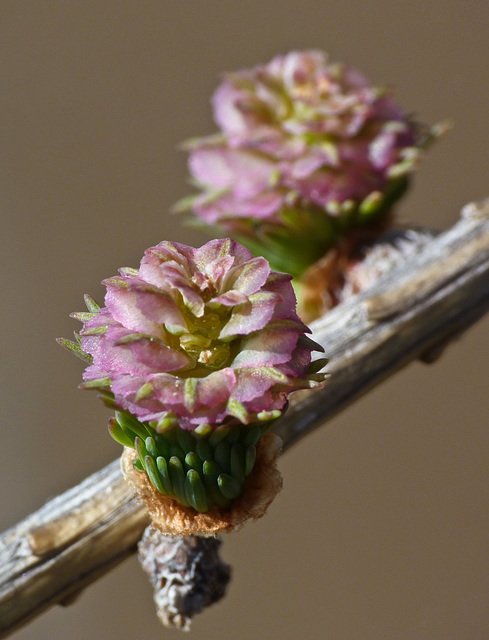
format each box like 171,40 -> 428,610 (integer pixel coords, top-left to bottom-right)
1,199 -> 489,638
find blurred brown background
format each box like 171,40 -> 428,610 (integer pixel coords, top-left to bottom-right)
1,2 -> 488,639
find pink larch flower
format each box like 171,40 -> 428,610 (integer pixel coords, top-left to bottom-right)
71,237 -> 323,430
60,238 -> 326,513
177,50 -> 443,277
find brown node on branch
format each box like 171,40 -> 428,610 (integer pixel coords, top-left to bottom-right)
138,529 -> 231,631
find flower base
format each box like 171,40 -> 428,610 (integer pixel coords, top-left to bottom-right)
121,432 -> 283,536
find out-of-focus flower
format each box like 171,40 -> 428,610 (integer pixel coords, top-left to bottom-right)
59,238 -> 326,514
176,50 -> 444,277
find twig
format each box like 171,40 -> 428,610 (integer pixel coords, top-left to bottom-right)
1,199 -> 489,638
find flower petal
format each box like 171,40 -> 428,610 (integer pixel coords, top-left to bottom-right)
189,145 -> 276,195
223,256 -> 271,296
231,328 -> 300,367
103,276 -> 166,338
219,291 -> 280,339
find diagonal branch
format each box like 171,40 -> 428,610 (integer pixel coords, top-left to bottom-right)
1,199 -> 489,638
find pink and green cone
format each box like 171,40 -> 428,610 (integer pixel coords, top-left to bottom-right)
176,50 -> 444,278
60,238 -> 326,512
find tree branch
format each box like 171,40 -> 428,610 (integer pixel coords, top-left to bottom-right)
1,199 -> 489,638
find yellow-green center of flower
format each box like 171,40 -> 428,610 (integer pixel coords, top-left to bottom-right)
174,310 -> 234,373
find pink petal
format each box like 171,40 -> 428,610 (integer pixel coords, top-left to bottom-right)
133,287 -> 187,332
192,239 -> 249,288
201,255 -> 236,289
83,336 -> 153,378
193,237 -> 250,264
231,329 -> 299,367
265,273 -> 305,324
223,256 -> 271,295
189,146 -> 276,196
139,242 -> 191,289
128,339 -> 189,372
236,389 -> 287,415
212,80 -> 248,135
195,368 -> 236,408
276,342 -> 313,377
211,290 -> 249,307
232,368 -> 278,402
103,277 -> 165,338
219,291 -> 280,339
110,374 -> 166,417
194,189 -> 283,223
158,262 -> 205,317
148,373 -> 186,406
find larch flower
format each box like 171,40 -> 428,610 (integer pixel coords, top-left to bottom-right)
59,238 -> 326,517
177,50 -> 444,277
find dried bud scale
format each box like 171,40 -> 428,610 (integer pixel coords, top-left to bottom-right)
121,431 -> 283,536
335,228 -> 437,303
297,226 -> 438,321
